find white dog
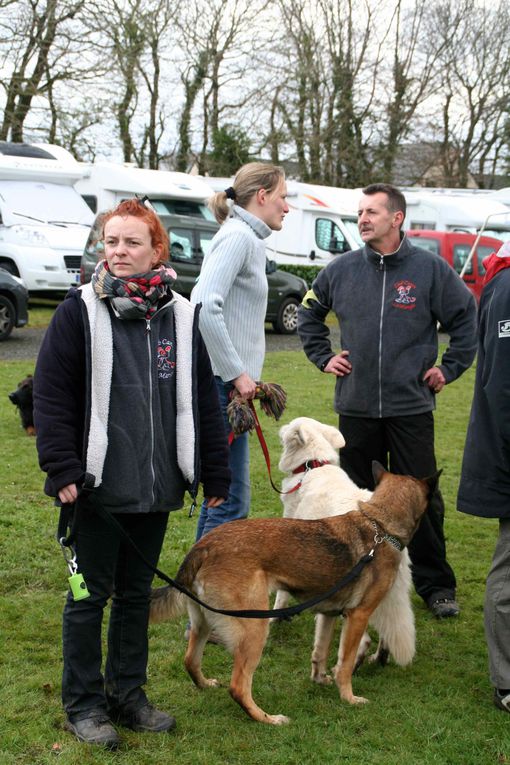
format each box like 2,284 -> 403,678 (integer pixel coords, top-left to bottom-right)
274,416 -> 415,684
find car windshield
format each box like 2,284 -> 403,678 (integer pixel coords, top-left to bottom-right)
0,180 -> 93,226
342,216 -> 363,246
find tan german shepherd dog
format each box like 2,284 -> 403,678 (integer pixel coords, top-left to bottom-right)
150,463 -> 437,725
275,417 -> 416,677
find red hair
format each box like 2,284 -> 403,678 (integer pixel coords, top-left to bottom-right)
102,199 -> 169,263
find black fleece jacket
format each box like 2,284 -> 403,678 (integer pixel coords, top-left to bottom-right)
298,236 -> 477,418
34,288 -> 231,510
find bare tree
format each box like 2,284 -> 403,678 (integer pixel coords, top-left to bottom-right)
173,0 -> 267,173
0,0 -> 88,142
429,0 -> 510,187
374,0 -> 455,182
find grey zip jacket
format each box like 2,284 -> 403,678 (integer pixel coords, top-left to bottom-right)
298,236 -> 477,418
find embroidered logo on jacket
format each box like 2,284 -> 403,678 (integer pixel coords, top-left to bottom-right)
498,320 -> 510,338
393,280 -> 417,310
157,338 -> 176,379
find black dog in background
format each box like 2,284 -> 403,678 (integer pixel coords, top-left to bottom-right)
9,374 -> 35,435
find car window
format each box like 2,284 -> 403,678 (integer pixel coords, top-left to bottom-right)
85,213 -> 106,256
477,244 -> 495,276
315,218 -> 346,252
453,244 -> 473,275
410,237 -> 440,256
198,229 -> 215,256
168,228 -> 194,262
151,199 -> 215,221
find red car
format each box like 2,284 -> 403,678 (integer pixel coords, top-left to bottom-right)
407,230 -> 503,303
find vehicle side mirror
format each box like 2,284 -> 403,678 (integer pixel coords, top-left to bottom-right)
265,259 -> 277,274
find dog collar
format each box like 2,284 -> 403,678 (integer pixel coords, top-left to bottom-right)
358,509 -> 404,552
292,459 -> 329,475
373,525 -> 404,552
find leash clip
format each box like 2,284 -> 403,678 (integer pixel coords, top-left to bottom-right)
60,537 -> 77,576
59,538 -> 90,601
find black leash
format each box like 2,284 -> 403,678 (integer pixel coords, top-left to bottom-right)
58,489 -> 376,621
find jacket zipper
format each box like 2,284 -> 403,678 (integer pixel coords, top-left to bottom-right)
378,255 -> 386,418
145,317 -> 156,506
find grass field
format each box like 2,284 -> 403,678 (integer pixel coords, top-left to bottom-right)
1,343 -> 508,765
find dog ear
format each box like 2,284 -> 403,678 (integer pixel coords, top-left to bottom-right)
422,469 -> 442,496
319,423 -> 345,449
279,420 -> 307,447
295,422 -> 310,446
372,460 -> 387,485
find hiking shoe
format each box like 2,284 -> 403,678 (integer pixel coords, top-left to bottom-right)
65,715 -> 120,748
116,703 -> 176,733
494,689 -> 510,713
428,597 -> 460,618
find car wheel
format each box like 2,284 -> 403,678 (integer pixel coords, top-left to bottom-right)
0,259 -> 20,277
272,296 -> 300,335
0,295 -> 15,341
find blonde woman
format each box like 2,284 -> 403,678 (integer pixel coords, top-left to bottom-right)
191,163 -> 289,540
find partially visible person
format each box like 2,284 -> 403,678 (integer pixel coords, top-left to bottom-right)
191,162 -> 289,540
457,240 -> 510,713
298,182 -> 477,619
34,199 -> 230,748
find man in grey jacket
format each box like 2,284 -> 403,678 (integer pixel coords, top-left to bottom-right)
298,183 -> 477,618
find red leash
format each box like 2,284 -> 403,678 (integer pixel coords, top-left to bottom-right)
229,401 -> 328,495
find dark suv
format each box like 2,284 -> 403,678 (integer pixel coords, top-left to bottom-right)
80,212 -> 307,334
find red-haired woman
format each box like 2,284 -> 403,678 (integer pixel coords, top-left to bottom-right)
34,199 -> 230,748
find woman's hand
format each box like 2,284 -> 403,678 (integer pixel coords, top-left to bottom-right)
233,372 -> 257,399
205,497 -> 226,508
58,483 -> 78,504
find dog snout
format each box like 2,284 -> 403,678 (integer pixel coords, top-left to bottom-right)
8,390 -> 20,404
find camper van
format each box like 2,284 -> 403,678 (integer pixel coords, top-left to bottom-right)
403,189 -> 510,242
0,142 -> 94,292
202,177 -> 362,266
75,163 -> 215,219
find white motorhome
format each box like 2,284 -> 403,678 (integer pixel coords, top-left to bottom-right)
403,189 -> 510,242
0,143 -> 94,292
202,176 -> 362,266
75,163 -> 215,219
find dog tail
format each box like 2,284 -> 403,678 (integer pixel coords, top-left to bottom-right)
368,550 -> 415,666
149,585 -> 187,623
149,545 -> 206,623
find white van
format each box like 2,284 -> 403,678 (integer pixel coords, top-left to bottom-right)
202,177 -> 362,266
0,143 -> 94,292
403,189 -> 510,242
75,163 -> 215,219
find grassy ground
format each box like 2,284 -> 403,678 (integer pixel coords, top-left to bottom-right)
1,346 -> 508,765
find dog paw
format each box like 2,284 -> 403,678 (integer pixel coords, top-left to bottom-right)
201,678 -> 220,688
266,714 -> 290,725
311,671 -> 333,685
347,695 -> 369,705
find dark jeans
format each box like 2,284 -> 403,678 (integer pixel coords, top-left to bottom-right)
195,378 -> 250,541
339,413 -> 456,605
61,506 -> 169,722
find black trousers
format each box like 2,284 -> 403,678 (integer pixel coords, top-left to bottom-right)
339,413 -> 456,605
61,506 -> 169,722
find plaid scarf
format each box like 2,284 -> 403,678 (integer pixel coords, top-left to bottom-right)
91,260 -> 177,319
